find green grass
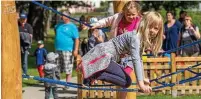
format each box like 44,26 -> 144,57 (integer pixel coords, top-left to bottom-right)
22,29 -> 77,87
138,94 -> 201,99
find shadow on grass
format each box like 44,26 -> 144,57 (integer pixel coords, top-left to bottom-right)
38,87 -> 77,94
23,82 -> 44,87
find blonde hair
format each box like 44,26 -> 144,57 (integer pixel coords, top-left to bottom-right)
122,1 -> 141,14
137,11 -> 164,56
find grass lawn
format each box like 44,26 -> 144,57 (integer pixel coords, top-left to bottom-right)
138,94 -> 201,99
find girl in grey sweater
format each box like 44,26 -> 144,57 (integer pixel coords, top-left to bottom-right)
78,11 -> 164,93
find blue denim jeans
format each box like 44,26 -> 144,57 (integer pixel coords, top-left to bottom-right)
21,50 -> 29,75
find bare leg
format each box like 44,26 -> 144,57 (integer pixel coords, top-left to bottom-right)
66,74 -> 72,82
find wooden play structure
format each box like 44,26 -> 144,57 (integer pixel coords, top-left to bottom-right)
2,1 -> 201,99
2,1 -> 22,99
77,53 -> 201,98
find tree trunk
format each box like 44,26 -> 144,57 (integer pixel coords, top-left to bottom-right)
44,1 -> 52,37
27,1 -> 45,41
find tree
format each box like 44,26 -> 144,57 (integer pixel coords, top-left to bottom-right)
16,1 -> 89,40
141,1 -> 200,12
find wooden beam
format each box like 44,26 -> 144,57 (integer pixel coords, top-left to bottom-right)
175,57 -> 201,62
2,1 -> 22,99
171,53 -> 177,97
144,57 -> 170,63
113,1 -> 127,13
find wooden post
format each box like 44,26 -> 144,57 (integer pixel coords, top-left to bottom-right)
76,55 -> 83,99
113,1 -> 136,99
113,1 -> 127,13
2,1 -> 22,99
171,53 -> 177,97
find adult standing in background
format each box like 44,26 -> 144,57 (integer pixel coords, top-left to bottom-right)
78,15 -> 89,56
18,13 -> 33,76
54,11 -> 79,89
163,11 -> 182,52
178,10 -> 187,24
179,15 -> 200,56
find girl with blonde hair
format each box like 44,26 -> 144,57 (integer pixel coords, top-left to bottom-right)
78,11 -> 164,93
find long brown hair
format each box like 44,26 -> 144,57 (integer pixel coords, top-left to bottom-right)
137,11 -> 164,56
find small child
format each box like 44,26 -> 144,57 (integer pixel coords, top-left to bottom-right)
34,40 -> 47,78
44,52 -> 60,99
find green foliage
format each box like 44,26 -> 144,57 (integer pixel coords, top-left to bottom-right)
187,11 -> 201,33
141,1 -> 200,12
138,94 -> 201,99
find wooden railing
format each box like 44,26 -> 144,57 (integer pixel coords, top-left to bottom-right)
76,54 -> 201,98
143,53 -> 201,96
76,55 -> 137,99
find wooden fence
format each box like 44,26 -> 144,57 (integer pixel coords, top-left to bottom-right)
143,53 -> 201,95
77,53 -> 201,98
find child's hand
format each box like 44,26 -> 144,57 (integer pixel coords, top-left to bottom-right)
138,80 -> 152,93
163,35 -> 166,39
93,29 -> 99,38
144,78 -> 150,85
91,24 -> 98,29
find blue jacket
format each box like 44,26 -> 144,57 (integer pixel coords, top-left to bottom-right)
34,48 -> 47,66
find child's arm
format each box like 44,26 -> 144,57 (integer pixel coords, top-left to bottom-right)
30,49 -> 37,57
43,49 -> 48,60
129,35 -> 152,93
91,13 -> 120,29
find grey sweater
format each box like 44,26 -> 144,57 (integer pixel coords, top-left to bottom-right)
111,31 -> 144,81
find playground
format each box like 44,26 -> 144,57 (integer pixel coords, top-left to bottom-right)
2,1 -> 201,99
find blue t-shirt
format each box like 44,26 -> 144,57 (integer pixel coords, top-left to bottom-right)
163,20 -> 182,51
55,22 -> 79,51
34,48 -> 47,66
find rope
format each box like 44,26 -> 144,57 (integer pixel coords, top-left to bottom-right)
23,75 -> 139,92
150,63 -> 201,82
22,63 -> 201,92
143,40 -> 201,56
